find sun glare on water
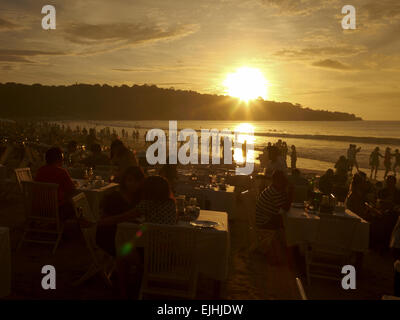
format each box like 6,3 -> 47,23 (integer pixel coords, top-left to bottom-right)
233,123 -> 256,164
224,67 -> 268,102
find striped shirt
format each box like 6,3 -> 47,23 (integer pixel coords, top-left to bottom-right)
255,186 -> 287,228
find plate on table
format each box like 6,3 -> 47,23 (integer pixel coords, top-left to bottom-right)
292,203 -> 304,209
190,220 -> 220,228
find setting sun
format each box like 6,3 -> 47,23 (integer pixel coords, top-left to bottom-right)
223,67 -> 268,102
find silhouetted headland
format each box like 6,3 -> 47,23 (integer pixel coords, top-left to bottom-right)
0,83 -> 362,121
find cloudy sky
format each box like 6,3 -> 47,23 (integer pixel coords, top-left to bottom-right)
0,0 -> 399,120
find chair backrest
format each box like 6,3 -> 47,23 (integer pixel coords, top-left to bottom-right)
142,223 -> 198,296
71,192 -> 96,223
241,189 -> 257,228
15,167 -> 33,191
71,193 -> 98,259
22,180 -> 59,222
0,145 -> 13,165
296,277 -> 308,300
314,214 -> 359,252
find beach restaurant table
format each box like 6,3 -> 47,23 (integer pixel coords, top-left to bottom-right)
284,207 -> 370,253
175,184 -> 237,220
115,210 -> 230,282
73,179 -> 119,220
0,227 -> 11,298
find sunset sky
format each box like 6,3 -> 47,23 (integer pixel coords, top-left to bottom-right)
0,0 -> 399,120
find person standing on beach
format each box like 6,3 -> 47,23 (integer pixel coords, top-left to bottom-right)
347,144 -> 361,174
384,147 -> 393,180
282,142 -> 288,167
290,145 -> 297,171
393,149 -> 400,176
370,147 -> 383,180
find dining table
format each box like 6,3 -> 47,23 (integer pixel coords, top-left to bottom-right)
115,210 -> 230,296
175,183 -> 237,220
284,206 -> 370,253
73,179 -> 119,220
0,227 -> 11,298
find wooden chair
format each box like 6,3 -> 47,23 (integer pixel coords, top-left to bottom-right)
296,277 -> 308,300
0,145 -> 13,165
305,214 -> 358,285
140,224 -> 198,299
71,193 -> 115,287
14,167 -> 33,192
18,181 -> 64,254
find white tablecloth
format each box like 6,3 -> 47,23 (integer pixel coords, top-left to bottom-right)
75,181 -> 119,220
175,184 -> 237,219
284,208 -> 370,252
0,227 -> 11,298
115,210 -> 230,281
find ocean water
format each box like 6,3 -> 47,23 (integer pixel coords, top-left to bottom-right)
60,120 -> 400,176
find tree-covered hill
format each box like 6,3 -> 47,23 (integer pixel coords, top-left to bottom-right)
0,83 -> 362,121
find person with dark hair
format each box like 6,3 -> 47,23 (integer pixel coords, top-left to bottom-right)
334,155 -> 349,184
384,147 -> 394,180
345,173 -> 368,219
289,169 -> 308,186
374,175 -> 400,252
265,146 -> 287,177
96,166 -> 146,257
319,169 -> 335,195
91,174 -> 175,298
256,170 -> 292,230
83,143 -> 110,168
393,149 -> 400,176
159,162 -> 178,192
110,139 -> 138,182
378,175 -> 400,211
290,145 -> 297,170
136,176 -> 177,224
370,147 -> 383,180
65,140 -> 81,167
36,147 -> 76,219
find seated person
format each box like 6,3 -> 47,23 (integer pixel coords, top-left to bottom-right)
110,139 -> 138,182
93,175 -> 175,298
159,163 -> 178,193
64,140 -> 81,167
82,143 -> 110,168
256,170 -> 293,230
288,169 -> 308,186
319,169 -> 335,195
378,175 -> 400,211
96,166 -> 145,257
136,175 -> 177,225
36,147 -> 76,219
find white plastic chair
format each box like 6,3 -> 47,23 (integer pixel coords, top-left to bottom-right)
139,224 -> 198,299
18,181 -> 63,254
296,277 -> 308,300
305,214 -> 358,285
14,167 -> 33,193
71,192 -> 115,287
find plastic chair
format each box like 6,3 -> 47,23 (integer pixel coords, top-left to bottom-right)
71,192 -> 115,287
139,224 -> 198,299
18,181 -> 63,254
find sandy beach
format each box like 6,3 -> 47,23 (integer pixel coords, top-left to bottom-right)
1,176 -> 395,300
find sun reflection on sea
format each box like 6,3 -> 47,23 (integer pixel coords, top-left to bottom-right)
233,123 -> 256,164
